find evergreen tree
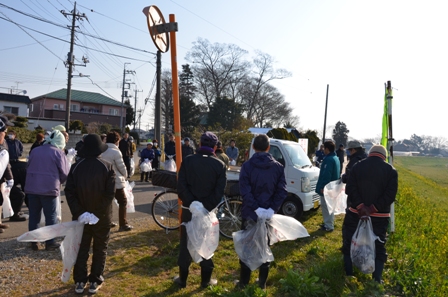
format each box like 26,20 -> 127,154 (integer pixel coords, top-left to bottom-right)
332,121 -> 349,146
124,99 -> 134,126
179,64 -> 200,136
207,96 -> 243,130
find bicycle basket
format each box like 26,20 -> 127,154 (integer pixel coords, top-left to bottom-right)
152,170 -> 177,189
224,180 -> 240,197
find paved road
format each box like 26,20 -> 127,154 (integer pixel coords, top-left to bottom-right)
0,179 -> 166,240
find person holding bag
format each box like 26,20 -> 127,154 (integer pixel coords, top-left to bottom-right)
342,144 -> 398,283
139,142 -> 154,182
236,134 -> 287,289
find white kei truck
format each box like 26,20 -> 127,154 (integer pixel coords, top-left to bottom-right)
226,138 -> 321,219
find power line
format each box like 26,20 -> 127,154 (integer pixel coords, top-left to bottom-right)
0,35 -> 69,51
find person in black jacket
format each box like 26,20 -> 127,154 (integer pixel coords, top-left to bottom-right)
174,131 -> 227,289
164,134 -> 176,161
341,140 -> 367,183
118,133 -> 133,178
336,144 -> 345,175
65,134 -> 116,294
342,144 -> 398,283
181,137 -> 194,160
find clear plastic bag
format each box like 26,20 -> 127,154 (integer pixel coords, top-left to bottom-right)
233,219 -> 274,271
1,183 -> 14,218
184,201 -> 220,263
124,181 -> 135,213
130,158 -> 135,176
165,159 -> 176,172
350,218 -> 378,274
324,179 -> 347,215
267,214 -> 309,245
140,161 -> 152,173
17,220 -> 85,282
40,195 -> 62,225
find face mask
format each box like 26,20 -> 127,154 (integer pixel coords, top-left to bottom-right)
8,134 -> 14,139
154,143 -> 158,147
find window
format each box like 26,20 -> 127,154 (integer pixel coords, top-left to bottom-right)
53,104 -> 59,109
109,108 -> 118,115
3,106 -> 19,116
269,146 -> 285,167
71,104 -> 79,111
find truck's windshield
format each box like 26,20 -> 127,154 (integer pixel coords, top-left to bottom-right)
283,142 -> 312,168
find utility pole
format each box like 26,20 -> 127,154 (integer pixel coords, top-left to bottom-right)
133,89 -> 143,130
322,84 -> 329,144
62,2 -> 88,131
120,63 -> 135,133
155,50 -> 162,143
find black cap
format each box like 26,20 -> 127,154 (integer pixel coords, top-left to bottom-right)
184,137 -> 190,142
200,131 -> 218,148
0,115 -> 14,132
79,134 -> 108,157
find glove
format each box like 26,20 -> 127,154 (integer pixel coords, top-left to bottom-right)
266,208 -> 274,220
6,179 -> 14,188
255,208 -> 271,220
78,212 -> 90,224
357,204 -> 377,220
144,158 -> 149,162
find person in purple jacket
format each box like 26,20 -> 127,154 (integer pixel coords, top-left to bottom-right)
237,134 -> 287,289
25,130 -> 70,251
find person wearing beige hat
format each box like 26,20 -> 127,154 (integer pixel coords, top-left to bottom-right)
342,144 -> 398,283
341,140 -> 367,183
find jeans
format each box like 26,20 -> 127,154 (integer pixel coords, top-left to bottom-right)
28,194 -> 57,245
320,194 -> 334,229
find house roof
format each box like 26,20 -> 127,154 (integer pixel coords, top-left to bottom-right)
32,88 -> 122,107
0,93 -> 32,104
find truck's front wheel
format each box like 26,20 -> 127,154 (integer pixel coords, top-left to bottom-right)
279,196 -> 303,220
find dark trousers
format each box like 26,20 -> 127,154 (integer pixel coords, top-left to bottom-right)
178,224 -> 214,272
123,156 -> 131,177
140,172 -> 149,181
342,211 -> 389,275
115,189 -> 128,227
74,219 -> 110,285
10,186 -> 25,214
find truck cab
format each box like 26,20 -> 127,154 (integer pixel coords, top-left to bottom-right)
248,138 -> 321,219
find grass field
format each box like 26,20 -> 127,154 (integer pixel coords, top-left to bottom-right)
5,156 -> 448,296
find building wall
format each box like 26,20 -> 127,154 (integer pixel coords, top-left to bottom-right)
43,110 -> 121,127
1,101 -> 28,117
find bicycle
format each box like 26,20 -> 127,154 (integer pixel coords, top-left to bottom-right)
151,189 -> 242,238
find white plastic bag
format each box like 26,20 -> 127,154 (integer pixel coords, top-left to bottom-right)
123,181 -> 135,213
233,218 -> 274,271
40,195 -> 62,225
140,161 -> 152,173
1,183 -> 14,218
130,158 -> 135,176
165,159 -> 176,172
66,148 -> 77,164
17,220 -> 85,282
266,214 -> 309,245
324,179 -> 347,215
350,218 -> 378,274
183,201 -> 220,263
230,160 -> 236,166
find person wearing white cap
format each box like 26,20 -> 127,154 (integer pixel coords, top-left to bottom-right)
342,144 -> 398,283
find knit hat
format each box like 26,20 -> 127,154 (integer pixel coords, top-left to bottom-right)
45,130 -> 66,150
52,125 -> 66,132
146,142 -> 153,146
200,131 -> 218,148
79,134 -> 108,157
184,137 -> 190,142
347,140 -> 362,149
369,144 -> 387,160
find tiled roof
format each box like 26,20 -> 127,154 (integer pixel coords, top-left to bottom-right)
32,88 -> 122,107
0,93 -> 31,104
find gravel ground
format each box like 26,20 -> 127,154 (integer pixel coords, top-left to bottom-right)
0,216 -> 154,297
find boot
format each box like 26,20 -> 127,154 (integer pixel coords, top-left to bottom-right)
145,172 -> 149,182
173,268 -> 188,288
140,173 -> 144,182
343,254 -> 354,276
258,262 -> 270,289
372,259 -> 385,283
236,262 -> 251,288
201,268 -> 217,288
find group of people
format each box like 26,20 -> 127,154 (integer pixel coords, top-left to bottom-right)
314,139 -> 397,283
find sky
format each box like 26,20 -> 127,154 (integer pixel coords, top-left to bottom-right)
0,0 -> 446,141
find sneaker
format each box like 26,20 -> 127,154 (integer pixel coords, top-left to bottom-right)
173,275 -> 186,288
0,223 -> 10,229
89,282 -> 102,294
0,228 -> 3,233
9,214 -> 27,221
318,226 -> 334,232
110,222 -> 118,228
31,242 -> 39,251
201,278 -> 218,288
118,225 -> 133,232
74,282 -> 86,294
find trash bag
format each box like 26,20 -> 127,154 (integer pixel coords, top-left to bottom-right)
140,160 -> 152,173
350,218 -> 378,274
266,214 -> 309,245
1,183 -> 14,218
165,159 -> 176,172
324,179 -> 347,215
183,201 -> 220,263
230,160 -> 236,166
123,181 -> 135,213
17,220 -> 85,282
130,158 -> 135,176
66,148 -> 77,164
233,219 -> 274,271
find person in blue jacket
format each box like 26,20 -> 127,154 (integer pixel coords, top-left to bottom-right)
237,134 -> 287,289
315,140 -> 340,232
140,142 -> 155,182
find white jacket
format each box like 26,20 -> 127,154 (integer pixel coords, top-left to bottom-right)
101,143 -> 128,189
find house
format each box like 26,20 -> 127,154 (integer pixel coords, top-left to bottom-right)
29,89 -> 125,128
0,92 -> 32,117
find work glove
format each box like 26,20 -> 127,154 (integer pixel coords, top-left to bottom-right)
266,208 -> 274,220
78,212 -> 99,225
144,158 -> 149,162
255,208 -> 273,220
6,179 -> 14,188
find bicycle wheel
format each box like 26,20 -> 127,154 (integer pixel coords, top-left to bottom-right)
217,198 -> 242,239
151,190 -> 181,230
